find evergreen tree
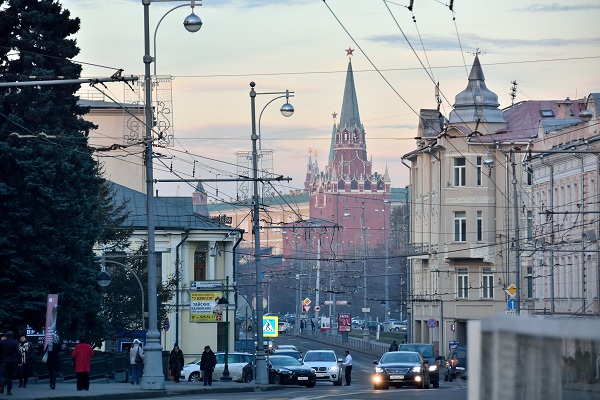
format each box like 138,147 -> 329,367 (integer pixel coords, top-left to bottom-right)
0,0 -> 123,342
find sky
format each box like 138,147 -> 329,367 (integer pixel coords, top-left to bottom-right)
59,0 -> 600,201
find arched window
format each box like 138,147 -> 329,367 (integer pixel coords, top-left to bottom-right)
364,181 -> 371,190
338,180 -> 345,190
377,180 -> 384,190
351,180 -> 358,190
194,245 -> 207,281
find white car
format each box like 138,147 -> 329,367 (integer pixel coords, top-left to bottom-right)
180,352 -> 254,382
278,321 -> 292,334
276,344 -> 298,351
302,349 -> 343,385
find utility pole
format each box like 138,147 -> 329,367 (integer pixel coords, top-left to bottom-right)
511,149 -> 521,315
361,202 -> 370,342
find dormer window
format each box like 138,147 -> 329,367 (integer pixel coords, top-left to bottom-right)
540,110 -> 555,118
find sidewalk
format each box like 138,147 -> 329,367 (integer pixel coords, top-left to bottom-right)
2,379 -> 283,400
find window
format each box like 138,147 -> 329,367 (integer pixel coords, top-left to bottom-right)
454,211 -> 467,242
454,158 -> 466,186
476,157 -> 482,186
477,211 -> 483,242
527,267 -> 533,299
526,166 -> 533,186
457,270 -> 468,299
482,269 -> 493,299
540,110 -> 555,117
527,210 -> 533,240
194,250 -> 206,281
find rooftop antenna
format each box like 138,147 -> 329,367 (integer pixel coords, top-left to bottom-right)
510,80 -> 518,106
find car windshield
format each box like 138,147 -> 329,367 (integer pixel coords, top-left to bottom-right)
270,356 -> 301,367
275,351 -> 301,359
381,352 -> 420,364
304,351 -> 336,362
400,345 -> 434,358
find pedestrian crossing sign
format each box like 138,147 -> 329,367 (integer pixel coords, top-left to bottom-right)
263,316 -> 279,338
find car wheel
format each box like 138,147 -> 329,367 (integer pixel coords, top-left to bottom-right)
189,372 -> 200,382
306,382 -> 316,388
393,327 -> 399,332
273,375 -> 282,385
243,372 -> 252,383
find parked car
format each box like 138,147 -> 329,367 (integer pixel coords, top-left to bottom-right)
180,352 -> 253,382
389,320 -> 407,332
273,349 -> 303,362
242,355 -> 317,387
278,321 -> 292,334
444,344 -> 467,382
367,321 -> 384,331
373,351 -> 430,390
276,344 -> 298,351
283,313 -> 296,324
302,349 -> 343,385
398,343 -> 443,388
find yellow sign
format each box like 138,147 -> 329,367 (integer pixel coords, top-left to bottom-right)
302,298 -> 311,306
190,291 -> 224,323
505,284 -> 517,298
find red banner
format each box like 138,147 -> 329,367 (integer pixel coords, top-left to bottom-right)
43,294 -> 58,349
338,313 -> 351,332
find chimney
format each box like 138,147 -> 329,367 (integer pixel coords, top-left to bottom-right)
556,97 -> 573,119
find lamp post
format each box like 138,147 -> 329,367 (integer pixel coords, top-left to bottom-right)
375,206 -> 390,324
219,276 -> 231,381
249,81 -> 294,385
141,0 -> 201,390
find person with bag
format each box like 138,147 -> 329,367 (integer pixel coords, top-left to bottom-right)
44,333 -> 61,390
168,343 -> 184,383
200,345 -> 217,386
17,334 -> 35,388
129,339 -> 144,385
71,336 -> 94,391
0,331 -> 19,395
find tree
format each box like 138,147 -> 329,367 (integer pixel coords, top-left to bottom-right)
0,0 -> 126,343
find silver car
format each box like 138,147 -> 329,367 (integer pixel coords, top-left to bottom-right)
302,349 -> 343,385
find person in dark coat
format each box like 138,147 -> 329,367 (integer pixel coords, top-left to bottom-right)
168,343 -> 184,383
199,345 -> 217,386
0,331 -> 19,395
17,334 -> 35,388
45,333 -> 61,390
389,340 -> 399,352
71,336 -> 94,391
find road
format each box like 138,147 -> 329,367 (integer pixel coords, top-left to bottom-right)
153,334 -> 468,400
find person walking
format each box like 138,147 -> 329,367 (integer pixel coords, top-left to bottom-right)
17,334 -> 35,388
200,345 -> 217,386
311,319 -> 315,332
45,333 -> 61,390
71,336 -> 94,391
389,340 -> 399,352
168,343 -> 184,383
0,331 -> 19,395
129,339 -> 144,385
299,320 -> 305,334
342,350 -> 352,386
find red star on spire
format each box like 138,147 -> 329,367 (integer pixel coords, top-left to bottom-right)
332,111 -> 338,120
345,47 -> 354,56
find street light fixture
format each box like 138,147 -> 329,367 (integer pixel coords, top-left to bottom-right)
249,81 -> 294,385
141,0 -> 201,390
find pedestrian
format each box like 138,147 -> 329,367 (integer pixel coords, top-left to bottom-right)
342,350 -> 352,386
129,339 -> 144,385
200,345 -> 217,386
45,333 -> 61,390
389,340 -> 398,352
0,331 -> 19,395
71,336 -> 94,391
168,343 -> 184,383
17,334 -> 35,388
300,319 -> 305,334
311,319 -> 315,332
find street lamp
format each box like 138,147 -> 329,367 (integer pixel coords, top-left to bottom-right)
375,206 -> 390,324
249,81 -> 294,385
141,0 -> 201,390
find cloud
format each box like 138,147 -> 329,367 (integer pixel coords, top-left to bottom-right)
517,3 -> 600,12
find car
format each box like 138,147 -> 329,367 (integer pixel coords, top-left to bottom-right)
373,351 -> 431,390
398,343 -> 443,388
273,349 -> 303,362
444,344 -> 467,382
180,352 -> 253,382
389,320 -> 407,332
283,314 -> 296,324
367,321 -> 384,331
276,344 -> 298,351
278,321 -> 292,334
302,349 -> 343,385
242,355 -> 317,387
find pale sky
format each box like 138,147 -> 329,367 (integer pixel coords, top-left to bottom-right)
61,0 -> 600,201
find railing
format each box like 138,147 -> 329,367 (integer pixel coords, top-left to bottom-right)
408,242 -> 430,255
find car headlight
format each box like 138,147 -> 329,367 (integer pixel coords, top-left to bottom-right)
428,364 -> 438,372
310,368 -> 316,373
411,366 -> 422,373
375,367 -> 384,373
276,368 -> 292,375
330,365 -> 339,371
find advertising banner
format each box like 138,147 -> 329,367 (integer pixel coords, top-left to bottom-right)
190,291 -> 224,323
43,294 -> 59,349
337,313 -> 351,332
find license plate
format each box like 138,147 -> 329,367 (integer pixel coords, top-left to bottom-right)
316,373 -> 326,377
390,375 -> 404,380
456,367 -> 465,371
298,377 -> 308,380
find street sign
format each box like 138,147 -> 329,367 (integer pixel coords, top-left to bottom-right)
448,340 -> 459,350
361,307 -> 370,313
427,318 -> 438,328
263,316 -> 278,338
303,305 -> 311,312
507,298 -> 516,311
335,300 -> 348,305
323,300 -> 333,305
505,310 -> 516,316
314,305 -> 321,312
505,283 -> 517,298
302,298 -> 311,306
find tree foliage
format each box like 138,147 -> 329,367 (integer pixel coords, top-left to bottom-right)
0,0 -> 129,343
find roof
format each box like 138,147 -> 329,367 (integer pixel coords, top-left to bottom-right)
110,182 -> 233,231
207,193 -> 310,213
338,58 -> 362,133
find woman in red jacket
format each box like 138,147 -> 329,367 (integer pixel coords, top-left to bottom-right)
71,336 -> 94,391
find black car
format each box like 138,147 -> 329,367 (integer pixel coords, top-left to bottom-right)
444,344 -> 467,382
242,355 -> 317,387
399,343 -> 443,388
272,349 -> 303,362
373,351 -> 430,390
